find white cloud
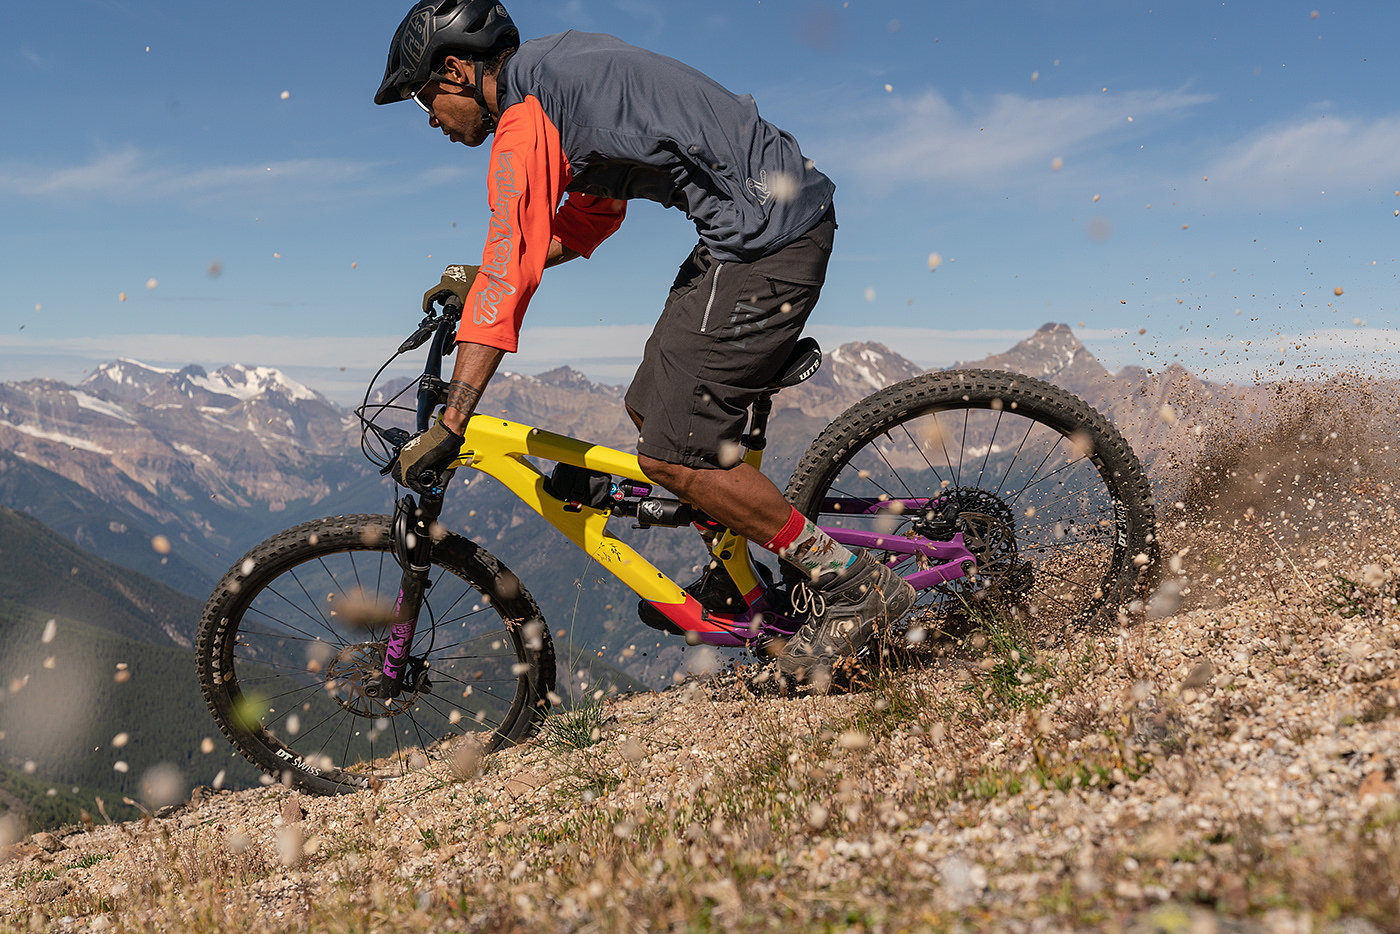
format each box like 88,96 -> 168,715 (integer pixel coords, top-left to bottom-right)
0,147 -> 460,207
820,87 -> 1213,190
1085,325 -> 1400,383
1198,111 -> 1400,205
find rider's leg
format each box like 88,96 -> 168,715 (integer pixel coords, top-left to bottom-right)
627,208 -> 912,677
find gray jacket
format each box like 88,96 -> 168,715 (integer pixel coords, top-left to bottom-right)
497,31 -> 835,263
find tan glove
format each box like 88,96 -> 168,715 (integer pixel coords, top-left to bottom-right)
390,419 -> 463,496
422,264 -> 480,313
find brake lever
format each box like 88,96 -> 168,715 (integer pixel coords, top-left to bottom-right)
375,426 -> 412,477
397,322 -> 437,355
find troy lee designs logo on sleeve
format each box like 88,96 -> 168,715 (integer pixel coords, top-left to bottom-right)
474,150 -> 519,326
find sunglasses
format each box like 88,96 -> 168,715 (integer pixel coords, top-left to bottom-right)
411,74 -> 468,115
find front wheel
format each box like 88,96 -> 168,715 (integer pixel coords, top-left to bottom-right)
785,369 -> 1157,632
196,514 -> 555,795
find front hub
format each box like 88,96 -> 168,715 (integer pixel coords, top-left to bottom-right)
327,642 -> 428,716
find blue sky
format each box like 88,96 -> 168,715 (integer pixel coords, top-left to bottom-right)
4,1 -> 1398,403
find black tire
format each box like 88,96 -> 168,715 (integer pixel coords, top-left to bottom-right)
196,514 -> 555,795
785,369 -> 1156,632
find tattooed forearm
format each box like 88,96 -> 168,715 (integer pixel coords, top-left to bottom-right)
444,379 -> 484,419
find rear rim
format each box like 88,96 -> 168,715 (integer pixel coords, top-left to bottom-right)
788,376 -> 1152,634
198,517 -> 549,793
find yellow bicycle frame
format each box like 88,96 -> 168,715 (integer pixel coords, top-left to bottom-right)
451,415 -> 767,613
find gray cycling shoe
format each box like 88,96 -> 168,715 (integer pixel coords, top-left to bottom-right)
778,553 -> 917,686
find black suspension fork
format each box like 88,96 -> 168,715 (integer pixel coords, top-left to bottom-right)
364,491 -> 443,700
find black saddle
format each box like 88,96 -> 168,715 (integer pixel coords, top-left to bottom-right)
765,338 -> 821,392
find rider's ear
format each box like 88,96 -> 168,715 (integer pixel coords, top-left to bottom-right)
441,56 -> 472,85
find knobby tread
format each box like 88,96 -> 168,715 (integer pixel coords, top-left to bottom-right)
195,514 -> 554,795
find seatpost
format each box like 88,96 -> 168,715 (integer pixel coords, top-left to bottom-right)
746,393 -> 774,451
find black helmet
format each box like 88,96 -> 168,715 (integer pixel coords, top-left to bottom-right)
374,0 -> 518,106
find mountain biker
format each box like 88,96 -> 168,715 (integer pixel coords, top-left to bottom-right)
375,0 -> 914,687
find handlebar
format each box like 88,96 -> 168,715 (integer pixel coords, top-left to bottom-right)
356,299 -> 463,482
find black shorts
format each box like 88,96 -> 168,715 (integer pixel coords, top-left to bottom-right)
625,208 -> 836,469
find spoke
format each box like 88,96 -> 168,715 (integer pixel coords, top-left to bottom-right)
429,669 -> 521,689
260,684 -> 329,731
311,706 -> 351,763
1018,537 -> 1112,556
350,549 -> 365,596
238,625 -> 332,646
991,418 -> 1039,498
958,407 -> 969,483
244,603 -> 340,648
1032,564 -> 1105,591
294,703 -> 349,748
843,458 -> 902,505
317,555 -> 352,601
1023,479 -> 1113,519
231,655 -> 325,678
240,680 -> 329,707
415,627 -> 509,656
287,568 -> 345,642
1011,457 -> 1093,504
418,691 -> 504,733
899,421 -> 950,491
257,583 -> 344,645
342,718 -> 355,771
874,434 -> 918,499
423,577 -> 478,630
1006,435 -> 1065,504
976,407 -> 1005,490
928,411 -> 959,489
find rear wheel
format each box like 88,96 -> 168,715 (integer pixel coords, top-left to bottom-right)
785,369 -> 1156,634
196,514 -> 554,795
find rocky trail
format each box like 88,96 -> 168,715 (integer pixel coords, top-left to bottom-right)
3,377 -> 1400,933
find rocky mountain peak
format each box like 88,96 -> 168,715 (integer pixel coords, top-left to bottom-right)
533,366 -> 599,393
79,358 -> 179,402
962,322 -> 1110,388
818,342 -> 925,392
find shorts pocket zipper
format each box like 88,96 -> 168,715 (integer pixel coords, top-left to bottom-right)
700,263 -> 725,333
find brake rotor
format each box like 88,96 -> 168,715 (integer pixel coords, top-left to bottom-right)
325,642 -> 417,718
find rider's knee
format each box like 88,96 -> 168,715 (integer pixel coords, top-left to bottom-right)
637,454 -> 689,491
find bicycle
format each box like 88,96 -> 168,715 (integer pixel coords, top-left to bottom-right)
196,303 -> 1157,795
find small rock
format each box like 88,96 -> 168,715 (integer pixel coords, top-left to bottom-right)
34,878 -> 69,899
31,832 -> 62,853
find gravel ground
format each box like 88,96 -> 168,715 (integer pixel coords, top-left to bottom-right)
3,382 -> 1398,933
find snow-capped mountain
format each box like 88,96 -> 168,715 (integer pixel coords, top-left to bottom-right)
0,360 -> 372,594
779,341 -> 927,420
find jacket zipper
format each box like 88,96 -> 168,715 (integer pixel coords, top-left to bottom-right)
700,263 -> 725,333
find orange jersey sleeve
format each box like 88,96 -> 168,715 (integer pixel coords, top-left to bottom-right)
459,95 -> 568,353
458,96 -> 625,352
554,192 -> 626,258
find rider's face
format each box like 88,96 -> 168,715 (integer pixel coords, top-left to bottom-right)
419,58 -> 491,148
